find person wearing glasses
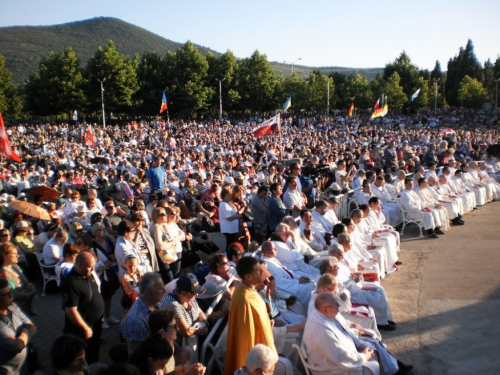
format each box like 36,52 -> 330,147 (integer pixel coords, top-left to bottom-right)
0,278 -> 37,374
148,309 -> 206,375
160,274 -> 208,347
102,201 -> 123,243
115,220 -> 152,280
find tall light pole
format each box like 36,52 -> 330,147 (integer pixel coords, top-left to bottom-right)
495,78 -> 499,120
325,76 -> 330,118
216,78 -> 226,121
283,58 -> 302,75
97,78 -> 106,129
433,78 -> 440,113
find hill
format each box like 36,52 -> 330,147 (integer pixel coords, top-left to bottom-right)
0,17 -> 383,84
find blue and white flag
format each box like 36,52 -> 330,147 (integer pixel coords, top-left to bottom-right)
410,89 -> 421,101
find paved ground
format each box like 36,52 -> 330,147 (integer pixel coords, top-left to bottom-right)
382,200 -> 500,374
26,203 -> 500,374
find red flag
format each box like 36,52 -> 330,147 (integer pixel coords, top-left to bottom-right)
86,125 -> 95,148
374,99 -> 380,110
0,114 -> 22,163
347,102 -> 354,116
252,114 -> 281,138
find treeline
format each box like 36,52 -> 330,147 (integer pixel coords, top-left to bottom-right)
0,39 -> 499,120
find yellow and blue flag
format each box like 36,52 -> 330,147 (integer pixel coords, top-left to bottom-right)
283,97 -> 291,111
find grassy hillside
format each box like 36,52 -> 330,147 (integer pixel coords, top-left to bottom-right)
0,17 -> 382,84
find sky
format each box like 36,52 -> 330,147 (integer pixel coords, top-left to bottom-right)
2,0 -> 499,71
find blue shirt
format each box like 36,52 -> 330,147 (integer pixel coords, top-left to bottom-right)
0,304 -> 32,375
122,297 -> 156,354
147,166 -> 166,191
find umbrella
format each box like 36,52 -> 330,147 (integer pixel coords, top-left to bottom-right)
25,186 -> 59,201
9,200 -> 51,220
440,128 -> 455,135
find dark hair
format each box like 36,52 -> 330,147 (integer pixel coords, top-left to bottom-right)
236,256 -> 259,279
129,334 -> 173,375
51,334 -> 87,370
270,182 -> 280,194
208,253 -> 227,274
341,218 -> 352,226
62,243 -> 80,259
129,213 -> 143,223
332,223 -> 346,238
368,196 -> 379,205
78,233 -> 93,248
0,278 -> 8,289
257,185 -> 268,194
358,203 -> 369,212
117,220 -> 135,236
148,310 -> 176,334
108,343 -> 129,363
285,176 -> 297,186
315,200 -> 328,209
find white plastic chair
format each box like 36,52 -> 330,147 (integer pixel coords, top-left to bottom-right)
35,252 -> 58,296
292,343 -> 338,375
397,200 -> 424,236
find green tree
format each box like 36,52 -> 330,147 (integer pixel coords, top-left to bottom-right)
481,59 -> 496,105
135,51 -> 167,115
85,40 -> 139,114
331,72 -> 348,109
281,73 -> 310,111
206,50 -> 240,114
0,55 -> 21,118
236,50 -> 277,113
167,41 -> 213,116
411,77 -> 431,108
445,39 -> 482,106
430,60 -> 443,82
384,72 -> 407,111
458,75 -> 487,109
383,51 -> 420,98
370,73 -> 385,104
24,48 -> 85,117
307,71 -> 331,112
345,72 -> 372,109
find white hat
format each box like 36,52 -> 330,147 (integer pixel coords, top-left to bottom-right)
16,221 -> 31,230
225,176 -> 235,184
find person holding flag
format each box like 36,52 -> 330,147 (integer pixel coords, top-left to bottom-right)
283,97 -> 291,112
0,113 -> 22,163
160,91 -> 168,113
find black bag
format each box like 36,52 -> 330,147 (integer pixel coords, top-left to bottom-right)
241,211 -> 254,222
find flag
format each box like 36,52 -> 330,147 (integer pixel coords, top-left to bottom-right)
411,89 -> 421,101
72,110 -> 78,121
0,113 -> 22,163
374,99 -> 380,110
283,97 -> 291,112
371,104 -> 388,119
252,114 -> 281,138
160,91 -> 168,113
347,102 -> 354,116
86,125 -> 95,148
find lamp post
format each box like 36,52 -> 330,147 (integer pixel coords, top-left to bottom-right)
433,78 -> 440,113
325,76 -> 330,118
283,58 -> 302,75
495,78 -> 499,120
216,78 -> 226,120
97,78 -> 106,129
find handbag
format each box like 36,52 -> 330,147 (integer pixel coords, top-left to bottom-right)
157,228 -> 178,264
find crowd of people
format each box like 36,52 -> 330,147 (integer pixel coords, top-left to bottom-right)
0,107 -> 499,375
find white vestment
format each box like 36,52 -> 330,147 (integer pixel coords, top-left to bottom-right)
399,189 -> 436,230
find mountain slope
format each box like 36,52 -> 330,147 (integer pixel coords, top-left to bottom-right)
0,17 -> 383,85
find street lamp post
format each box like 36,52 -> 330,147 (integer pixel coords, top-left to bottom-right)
216,78 -> 226,121
283,58 -> 302,75
97,78 -> 106,129
495,78 -> 499,120
433,78 -> 440,113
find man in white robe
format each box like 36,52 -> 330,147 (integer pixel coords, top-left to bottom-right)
400,179 -> 444,238
428,176 -> 465,225
311,200 -> 335,244
261,241 -> 316,307
470,162 -> 499,201
303,293 -> 411,375
459,166 -> 487,206
392,170 -> 407,194
477,162 -> 500,199
443,167 -> 476,213
283,176 -> 305,219
271,223 -> 320,278
355,182 -> 393,227
371,177 -> 402,227
415,178 -> 449,232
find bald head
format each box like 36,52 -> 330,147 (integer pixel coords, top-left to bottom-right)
74,251 -> 95,277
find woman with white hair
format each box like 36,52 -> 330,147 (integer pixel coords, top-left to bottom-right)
234,344 -> 279,375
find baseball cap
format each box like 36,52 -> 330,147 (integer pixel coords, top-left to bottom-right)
176,274 -> 206,295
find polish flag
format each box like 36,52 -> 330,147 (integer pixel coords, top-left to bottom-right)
0,114 -> 22,163
252,114 -> 281,138
86,125 -> 95,148
374,99 -> 380,110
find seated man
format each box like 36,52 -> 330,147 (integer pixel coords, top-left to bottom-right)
415,178 -> 449,232
303,293 -> 412,375
261,241 -> 316,307
461,163 -> 488,206
371,176 -> 402,227
311,200 -> 335,244
296,210 -> 329,253
442,167 -> 475,213
308,274 -> 382,340
270,223 -> 320,278
428,176 -> 465,226
318,256 -> 395,332
400,178 -> 444,238
234,344 -> 279,375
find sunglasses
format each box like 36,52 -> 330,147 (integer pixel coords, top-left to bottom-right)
106,206 -> 115,209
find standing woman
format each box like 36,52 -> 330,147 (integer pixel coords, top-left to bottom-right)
232,186 -> 251,248
250,185 -> 269,243
115,220 -> 152,280
163,207 -> 185,278
150,207 -> 177,283
129,213 -> 159,274
218,188 -> 240,251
